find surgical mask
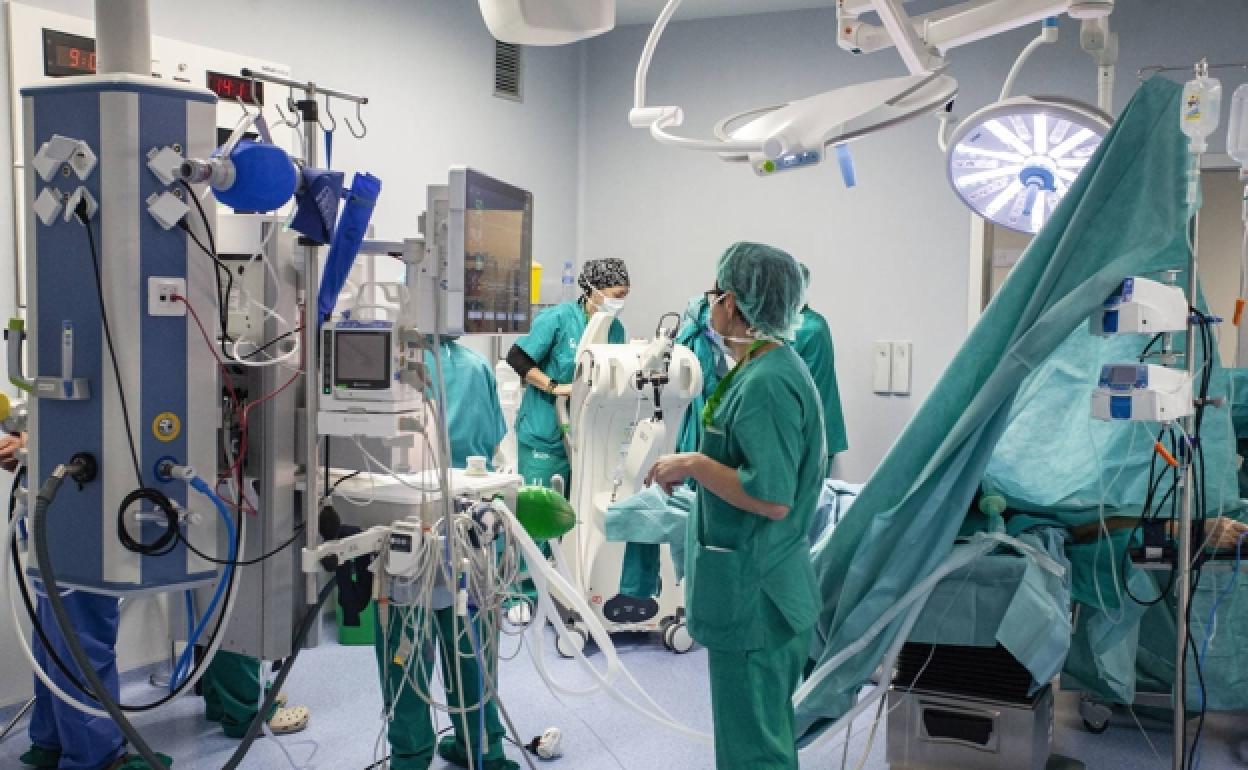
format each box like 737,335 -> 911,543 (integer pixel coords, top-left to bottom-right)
707,293 -> 753,346
590,289 -> 625,316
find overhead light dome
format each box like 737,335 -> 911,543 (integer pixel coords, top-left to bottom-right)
947,95 -> 1111,234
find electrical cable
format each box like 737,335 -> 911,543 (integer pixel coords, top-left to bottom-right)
220,578 -> 336,770
7,468 -> 92,698
77,207 -> 142,489
32,462 -> 166,770
241,326 -> 302,360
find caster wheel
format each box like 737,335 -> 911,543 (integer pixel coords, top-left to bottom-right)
1079,698 -> 1111,734
665,623 -> 694,654
556,627 -> 587,659
506,603 -> 533,626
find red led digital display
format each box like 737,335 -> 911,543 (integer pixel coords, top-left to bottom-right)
43,28 -> 97,77
206,71 -> 264,106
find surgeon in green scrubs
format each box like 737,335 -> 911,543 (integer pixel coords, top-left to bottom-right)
794,263 -> 848,461
374,335 -> 517,770
647,242 -> 825,770
505,258 -> 630,492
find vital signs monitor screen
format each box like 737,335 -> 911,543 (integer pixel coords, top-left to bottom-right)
461,170 -> 532,334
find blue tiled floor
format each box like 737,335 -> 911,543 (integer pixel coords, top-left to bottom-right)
2,622 -> 1245,769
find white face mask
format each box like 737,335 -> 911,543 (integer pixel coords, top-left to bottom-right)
594,290 -> 625,316
707,293 -> 753,346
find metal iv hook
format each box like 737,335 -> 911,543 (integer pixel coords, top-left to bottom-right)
274,87 -> 301,129
343,101 -> 367,139
318,94 -> 338,133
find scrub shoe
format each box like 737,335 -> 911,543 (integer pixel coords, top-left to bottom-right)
108,752 -> 173,769
437,735 -> 519,770
18,744 -> 60,768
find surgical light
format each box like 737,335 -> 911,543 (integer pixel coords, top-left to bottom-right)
630,0 -> 958,181
947,96 -> 1110,234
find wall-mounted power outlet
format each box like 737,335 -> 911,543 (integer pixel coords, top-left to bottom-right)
148,277 -> 186,317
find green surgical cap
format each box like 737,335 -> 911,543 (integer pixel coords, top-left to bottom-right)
800,263 -> 811,289
715,241 -> 803,340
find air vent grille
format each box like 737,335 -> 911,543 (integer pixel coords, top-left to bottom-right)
494,41 -> 522,102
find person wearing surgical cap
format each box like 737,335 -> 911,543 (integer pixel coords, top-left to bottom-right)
506,258 -> 629,491
646,242 -> 825,770
794,263 -> 848,462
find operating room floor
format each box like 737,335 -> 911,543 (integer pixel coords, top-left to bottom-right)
2,622 -> 1247,770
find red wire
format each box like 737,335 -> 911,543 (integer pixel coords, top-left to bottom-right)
176,294 -> 302,515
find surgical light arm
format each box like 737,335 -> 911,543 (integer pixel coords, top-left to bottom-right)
837,0 -> 1077,65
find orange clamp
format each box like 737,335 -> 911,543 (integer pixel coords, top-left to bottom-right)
1235,298 -> 1246,327
1155,442 -> 1179,468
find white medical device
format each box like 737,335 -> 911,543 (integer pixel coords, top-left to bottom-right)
555,315 -> 701,653
1090,364 -> 1193,423
413,168 -> 533,337
317,319 -> 425,439
1090,276 -> 1189,337
629,0 -> 957,177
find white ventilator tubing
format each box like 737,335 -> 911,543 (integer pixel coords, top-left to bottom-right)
500,504 -> 713,742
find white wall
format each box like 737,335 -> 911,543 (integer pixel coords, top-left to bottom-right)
0,0 -> 582,710
580,0 -> 1248,482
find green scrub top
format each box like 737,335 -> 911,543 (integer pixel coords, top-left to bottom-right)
425,341 -> 507,469
793,306 -> 848,457
687,345 -> 825,651
513,301 -> 625,453
675,296 -> 724,455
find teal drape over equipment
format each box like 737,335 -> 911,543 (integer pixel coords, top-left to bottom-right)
799,77 -> 1192,739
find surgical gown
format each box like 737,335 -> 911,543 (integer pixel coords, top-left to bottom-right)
793,306 -> 848,458
688,345 -> 824,769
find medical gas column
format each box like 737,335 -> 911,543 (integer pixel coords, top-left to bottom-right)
17,0 -> 220,593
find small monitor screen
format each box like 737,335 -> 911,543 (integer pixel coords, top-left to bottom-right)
462,170 -> 532,334
334,331 -> 389,388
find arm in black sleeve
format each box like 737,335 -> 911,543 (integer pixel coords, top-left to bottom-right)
507,344 -> 539,379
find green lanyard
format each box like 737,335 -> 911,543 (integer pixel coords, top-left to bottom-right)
701,341 -> 767,428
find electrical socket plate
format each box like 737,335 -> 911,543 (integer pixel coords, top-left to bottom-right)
148,277 -> 186,317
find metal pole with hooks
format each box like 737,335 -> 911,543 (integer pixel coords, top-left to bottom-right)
234,69 -> 370,620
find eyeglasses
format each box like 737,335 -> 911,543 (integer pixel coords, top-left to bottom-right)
704,288 -> 726,304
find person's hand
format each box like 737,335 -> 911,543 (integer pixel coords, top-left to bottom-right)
553,384 -> 573,398
0,432 -> 26,473
1205,516 -> 1248,550
645,453 -> 699,495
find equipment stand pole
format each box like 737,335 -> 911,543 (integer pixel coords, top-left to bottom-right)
1173,211 -> 1200,770
300,88 -> 322,613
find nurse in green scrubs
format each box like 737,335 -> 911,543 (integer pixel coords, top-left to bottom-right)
375,336 -> 517,770
647,242 -> 825,770
505,258 -> 629,492
793,263 -> 848,461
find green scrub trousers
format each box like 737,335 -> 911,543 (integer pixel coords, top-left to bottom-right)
375,607 -> 509,770
707,630 -> 811,770
202,651 -> 274,739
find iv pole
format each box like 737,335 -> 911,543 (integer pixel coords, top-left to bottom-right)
238,68 -> 369,622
